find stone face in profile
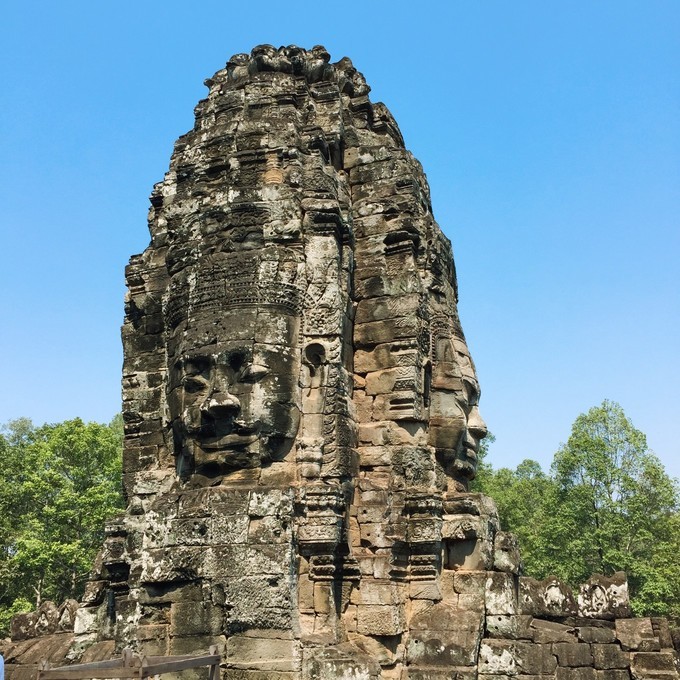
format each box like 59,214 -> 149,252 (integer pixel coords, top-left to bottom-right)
430,333 -> 486,484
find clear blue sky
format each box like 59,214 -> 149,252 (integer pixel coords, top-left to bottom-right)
1,1 -> 678,479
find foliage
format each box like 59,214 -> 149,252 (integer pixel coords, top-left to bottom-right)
478,401 -> 680,620
0,416 -> 123,637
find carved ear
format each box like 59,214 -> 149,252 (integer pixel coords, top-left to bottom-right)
304,342 -> 326,373
303,342 -> 327,388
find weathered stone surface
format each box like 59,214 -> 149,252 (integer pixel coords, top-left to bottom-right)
553,642 -> 594,667
5,43 -> 680,680
592,644 -> 631,669
479,639 -> 558,675
578,573 -> 631,620
519,577 -> 579,617
408,605 -> 484,667
531,619 -> 578,644
650,618 -> 674,651
494,532 -> 522,574
616,619 -> 661,652
556,668 -> 598,680
578,627 -> 618,644
630,652 -> 677,679
487,615 -> 534,640
595,671 -> 632,680
487,572 -> 518,615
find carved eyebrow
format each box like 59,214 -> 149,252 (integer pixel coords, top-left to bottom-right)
181,354 -> 212,373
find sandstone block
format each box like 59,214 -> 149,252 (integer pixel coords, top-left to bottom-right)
210,514 -> 249,544
630,652 -> 677,679
519,577 -> 578,617
301,643 -> 380,680
478,640 -> 518,675
356,580 -> 407,605
578,573 -> 631,620
494,532 -> 522,574
409,581 -> 442,601
444,537 -> 493,571
365,368 -> 403,395
205,544 -> 291,578
355,317 -> 420,347
348,632 -> 401,667
224,671 -> 296,680
226,635 -> 299,672
486,572 -> 518,615
616,619 -> 660,652
578,626 -> 617,644
357,445 -> 392,467
169,634 -> 226,656
650,618 -> 674,650
247,516 -> 291,544
170,601 -> 224,636
486,615 -> 534,640
313,583 -> 332,614
408,669 -> 478,680
356,604 -> 406,636
138,582 -> 203,604
355,293 -> 421,324
408,606 -> 483,667
224,575 -> 293,631
360,522 -> 394,548
531,619 -> 577,644
459,593 -> 487,612
592,644 -> 631,670
514,642 -> 559,674
595,671 -> 632,680
454,571 -> 488,595
408,517 -> 443,543
556,669 -> 598,680
553,642 -> 594,667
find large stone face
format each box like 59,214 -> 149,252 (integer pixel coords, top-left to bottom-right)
119,43 -> 487,497
3,45 -> 678,680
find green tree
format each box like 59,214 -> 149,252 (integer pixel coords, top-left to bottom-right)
0,416 -> 124,636
470,430 -> 495,492
475,401 -> 680,619
548,401 -> 678,604
473,452 -> 557,577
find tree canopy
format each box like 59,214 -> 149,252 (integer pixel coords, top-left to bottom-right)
0,416 -> 124,636
474,400 -> 680,620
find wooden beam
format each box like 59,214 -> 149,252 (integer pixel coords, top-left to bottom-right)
36,650 -> 221,680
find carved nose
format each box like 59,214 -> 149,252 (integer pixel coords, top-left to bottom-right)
202,392 -> 240,419
467,406 -> 488,441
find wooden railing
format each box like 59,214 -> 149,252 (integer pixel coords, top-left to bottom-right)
37,647 -> 220,680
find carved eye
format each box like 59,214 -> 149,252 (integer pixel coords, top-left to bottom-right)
239,364 -> 269,383
227,351 -> 247,372
183,355 -> 210,376
460,379 -> 480,412
183,376 -> 208,393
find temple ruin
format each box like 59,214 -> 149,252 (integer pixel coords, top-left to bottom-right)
2,45 -> 678,680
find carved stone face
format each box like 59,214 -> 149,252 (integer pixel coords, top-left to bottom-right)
167,308 -> 301,477
428,335 -> 487,486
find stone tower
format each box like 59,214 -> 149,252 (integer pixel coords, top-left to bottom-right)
112,43 -> 488,674
3,45 -> 678,680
